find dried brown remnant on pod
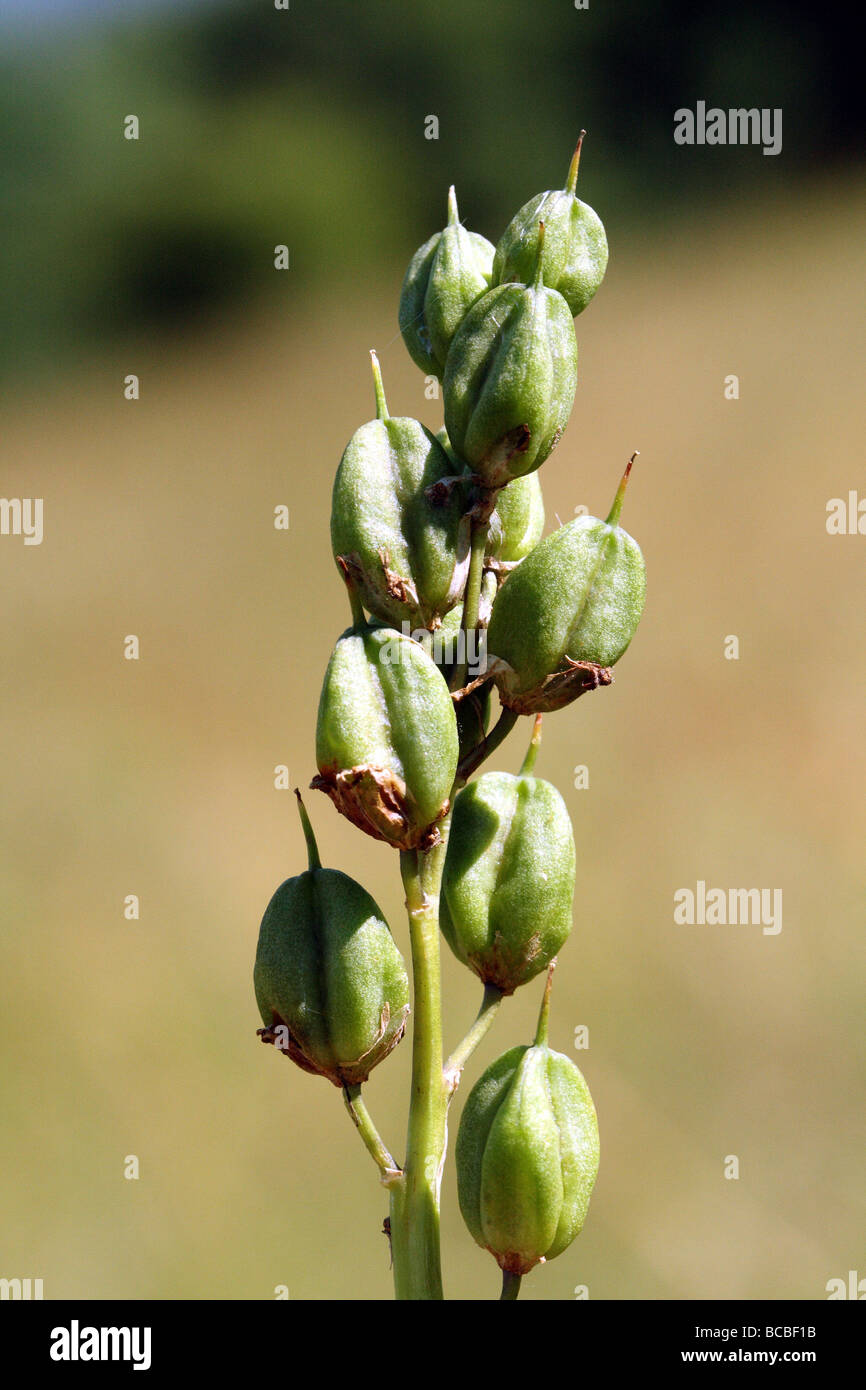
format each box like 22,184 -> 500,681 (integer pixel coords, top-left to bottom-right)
311,763 -> 449,852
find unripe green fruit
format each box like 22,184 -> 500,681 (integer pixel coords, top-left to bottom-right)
441,770 -> 575,993
313,622 -> 459,850
331,354 -> 469,631
254,798 -> 409,1087
485,472 -> 545,566
434,427 -> 543,567
456,978 -> 599,1276
442,236 -> 578,487
493,134 -> 608,317
486,456 -> 646,713
399,186 -> 495,379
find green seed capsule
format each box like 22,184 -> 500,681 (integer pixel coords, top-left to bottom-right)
485,472 -> 545,566
442,228 -> 578,487
399,186 -> 495,379
436,427 -> 544,568
493,133 -> 608,318
312,622 -> 459,850
254,796 -> 409,1087
331,354 -> 470,631
456,971 -> 599,1277
441,765 -> 575,994
486,455 -> 646,713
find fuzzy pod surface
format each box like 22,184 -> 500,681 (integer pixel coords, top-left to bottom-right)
399,186 -> 495,379
493,136 -> 608,317
331,354 -> 469,631
441,771 -> 574,993
486,458 -> 645,713
255,863 -> 409,1087
313,623 -> 459,850
442,263 -> 578,488
456,1039 -> 599,1275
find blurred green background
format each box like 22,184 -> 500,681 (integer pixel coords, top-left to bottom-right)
1,0 -> 863,1300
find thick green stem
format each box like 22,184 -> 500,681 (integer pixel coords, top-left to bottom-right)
444,983 -> 504,1093
390,839 -> 451,1299
343,1084 -> 401,1186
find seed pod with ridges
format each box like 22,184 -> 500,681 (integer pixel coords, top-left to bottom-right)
442,226 -> 578,487
331,353 -> 470,631
399,186 -> 495,379
436,426 -> 544,569
312,622 -> 459,850
440,745 -> 574,993
485,455 -> 646,714
493,132 -> 608,317
485,472 -> 545,567
254,795 -> 410,1087
456,968 -> 599,1278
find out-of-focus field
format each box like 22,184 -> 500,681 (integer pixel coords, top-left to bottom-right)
1,174 -> 864,1300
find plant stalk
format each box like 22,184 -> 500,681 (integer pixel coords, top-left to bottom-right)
391,838 -> 451,1299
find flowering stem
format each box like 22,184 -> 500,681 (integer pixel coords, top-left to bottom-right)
390,839 -> 451,1299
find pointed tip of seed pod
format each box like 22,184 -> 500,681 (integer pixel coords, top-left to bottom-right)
606,451 -> 640,527
447,184 -> 459,226
532,222 -> 546,290
534,959 -> 556,1047
369,349 -> 390,421
566,129 -> 587,195
294,788 -> 322,870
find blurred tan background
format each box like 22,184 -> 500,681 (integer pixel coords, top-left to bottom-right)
1,0 -> 864,1300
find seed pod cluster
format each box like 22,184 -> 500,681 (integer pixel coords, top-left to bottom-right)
254,141 -> 644,1301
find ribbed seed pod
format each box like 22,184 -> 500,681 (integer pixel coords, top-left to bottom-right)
442,228 -> 578,487
486,455 -> 646,713
331,353 -> 469,631
456,971 -> 599,1277
435,426 -> 544,569
399,186 -> 495,379
254,796 -> 410,1087
312,622 -> 459,850
441,766 -> 574,993
492,133 -> 608,317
